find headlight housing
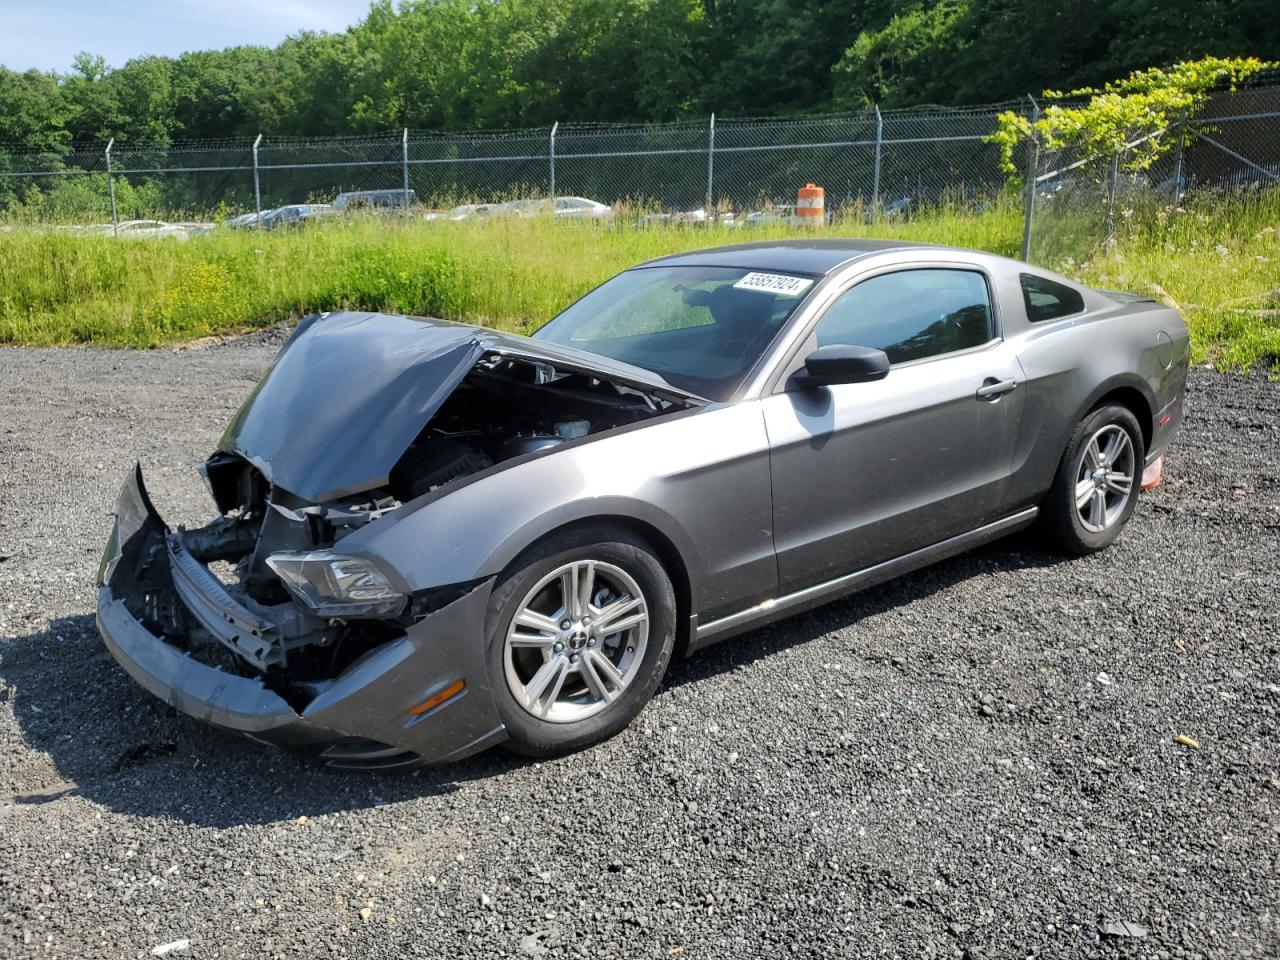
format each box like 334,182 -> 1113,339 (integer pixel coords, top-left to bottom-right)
265,550 -> 405,618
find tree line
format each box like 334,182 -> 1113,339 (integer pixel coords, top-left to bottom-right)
1,0 -> 1275,151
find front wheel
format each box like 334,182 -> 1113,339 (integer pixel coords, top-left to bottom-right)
484,525 -> 676,758
1042,403 -> 1145,555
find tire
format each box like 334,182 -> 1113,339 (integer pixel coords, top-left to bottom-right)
1042,403 -> 1146,555
484,524 -> 676,759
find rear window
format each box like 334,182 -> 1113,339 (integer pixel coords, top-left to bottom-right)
1021,273 -> 1085,323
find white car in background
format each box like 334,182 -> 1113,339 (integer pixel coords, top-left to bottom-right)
551,196 -> 612,219
125,220 -> 216,238
116,220 -> 190,238
74,219 -> 214,238
500,197 -> 613,219
641,207 -> 738,227
442,197 -> 613,221
441,203 -> 495,221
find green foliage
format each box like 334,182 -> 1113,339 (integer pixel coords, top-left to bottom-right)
0,173 -> 167,223
1,194 -> 1276,370
990,57 -> 1275,177
1083,188 -> 1280,369
833,2 -> 966,108
833,0 -> 1280,109
0,68 -> 71,150
0,205 -> 1023,347
61,53 -> 180,144
2,1 -> 1280,143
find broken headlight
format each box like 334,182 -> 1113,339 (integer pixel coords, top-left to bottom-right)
265,551 -> 406,618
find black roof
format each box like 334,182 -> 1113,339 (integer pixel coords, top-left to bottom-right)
641,238 -> 941,276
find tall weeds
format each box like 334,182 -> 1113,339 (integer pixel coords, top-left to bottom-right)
0,192 -> 1275,367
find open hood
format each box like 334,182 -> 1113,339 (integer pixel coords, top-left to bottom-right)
219,312 -> 700,503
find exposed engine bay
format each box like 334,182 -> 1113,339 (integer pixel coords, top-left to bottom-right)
387,352 -> 678,501
165,352 -> 694,686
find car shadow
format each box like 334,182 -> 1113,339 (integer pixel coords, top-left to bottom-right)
663,529 -> 1068,690
2,531 -> 1065,828
1,613 -> 524,828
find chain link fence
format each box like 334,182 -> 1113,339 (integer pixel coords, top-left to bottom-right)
1,84 -> 1277,264
0,105 -> 1023,224
1024,84 -> 1280,265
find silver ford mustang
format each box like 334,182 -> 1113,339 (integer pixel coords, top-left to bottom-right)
97,240 -> 1189,768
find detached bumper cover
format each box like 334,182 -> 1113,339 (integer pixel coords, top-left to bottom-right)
96,465 -> 506,767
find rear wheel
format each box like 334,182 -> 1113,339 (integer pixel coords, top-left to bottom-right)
1043,403 -> 1145,554
485,525 -> 675,758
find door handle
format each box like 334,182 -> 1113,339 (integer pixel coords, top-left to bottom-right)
976,377 -> 1018,399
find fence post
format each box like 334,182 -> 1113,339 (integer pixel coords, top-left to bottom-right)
872,105 -> 883,218
104,138 -> 118,236
252,133 -> 263,228
1103,152 -> 1121,238
705,113 -> 716,214
549,122 -> 558,208
1019,95 -> 1040,262
1170,108 -> 1187,201
402,128 -> 410,211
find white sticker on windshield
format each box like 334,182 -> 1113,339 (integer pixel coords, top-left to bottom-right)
733,272 -> 815,297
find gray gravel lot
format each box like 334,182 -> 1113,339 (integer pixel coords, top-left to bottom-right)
0,339 -> 1277,960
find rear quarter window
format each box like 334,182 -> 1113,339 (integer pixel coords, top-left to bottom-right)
1020,273 -> 1085,323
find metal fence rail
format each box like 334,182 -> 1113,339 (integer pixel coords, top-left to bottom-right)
1024,84 -> 1280,264
1,84 -> 1277,264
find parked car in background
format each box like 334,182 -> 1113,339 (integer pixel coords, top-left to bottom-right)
83,219 -> 215,239
227,211 -> 266,229
97,239 -> 1188,769
642,207 -> 737,227
442,203 -> 495,221
494,198 -> 548,218
333,189 -> 420,212
879,196 -> 914,219
116,220 -> 178,237
742,206 -> 794,225
441,197 -> 613,221
67,223 -> 115,235
260,204 -> 336,229
552,196 -> 612,219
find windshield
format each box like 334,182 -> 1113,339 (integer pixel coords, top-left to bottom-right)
532,266 -> 816,400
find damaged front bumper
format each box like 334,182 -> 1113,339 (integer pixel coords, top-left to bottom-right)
96,465 -> 506,768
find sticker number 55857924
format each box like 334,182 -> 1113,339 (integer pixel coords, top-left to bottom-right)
732,272 -> 816,297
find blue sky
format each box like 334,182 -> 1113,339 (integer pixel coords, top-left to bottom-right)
0,0 -> 373,72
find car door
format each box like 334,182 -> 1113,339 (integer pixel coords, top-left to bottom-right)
762,266 -> 1025,594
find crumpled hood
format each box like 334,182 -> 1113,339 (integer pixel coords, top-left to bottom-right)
220,311 -> 699,503
219,312 -> 482,502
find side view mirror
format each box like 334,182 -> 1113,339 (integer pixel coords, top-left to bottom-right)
797,344 -> 890,387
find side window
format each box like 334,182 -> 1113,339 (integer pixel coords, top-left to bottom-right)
1020,273 -> 1085,323
814,269 -> 994,364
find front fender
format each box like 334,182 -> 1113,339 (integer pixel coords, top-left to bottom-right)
343,403 -> 777,621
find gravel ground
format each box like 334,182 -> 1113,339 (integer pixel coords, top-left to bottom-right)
0,341 -> 1277,960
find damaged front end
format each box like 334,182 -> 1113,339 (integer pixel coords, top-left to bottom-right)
96,312 -> 701,767
96,465 -> 504,768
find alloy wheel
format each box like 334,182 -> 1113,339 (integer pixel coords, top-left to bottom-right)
1074,424 -> 1136,533
503,559 -> 650,723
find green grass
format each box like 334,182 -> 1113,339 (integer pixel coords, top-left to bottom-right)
1076,190 -> 1280,369
0,191 -> 1276,367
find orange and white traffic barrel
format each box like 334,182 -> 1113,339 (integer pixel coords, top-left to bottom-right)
793,182 -> 824,226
